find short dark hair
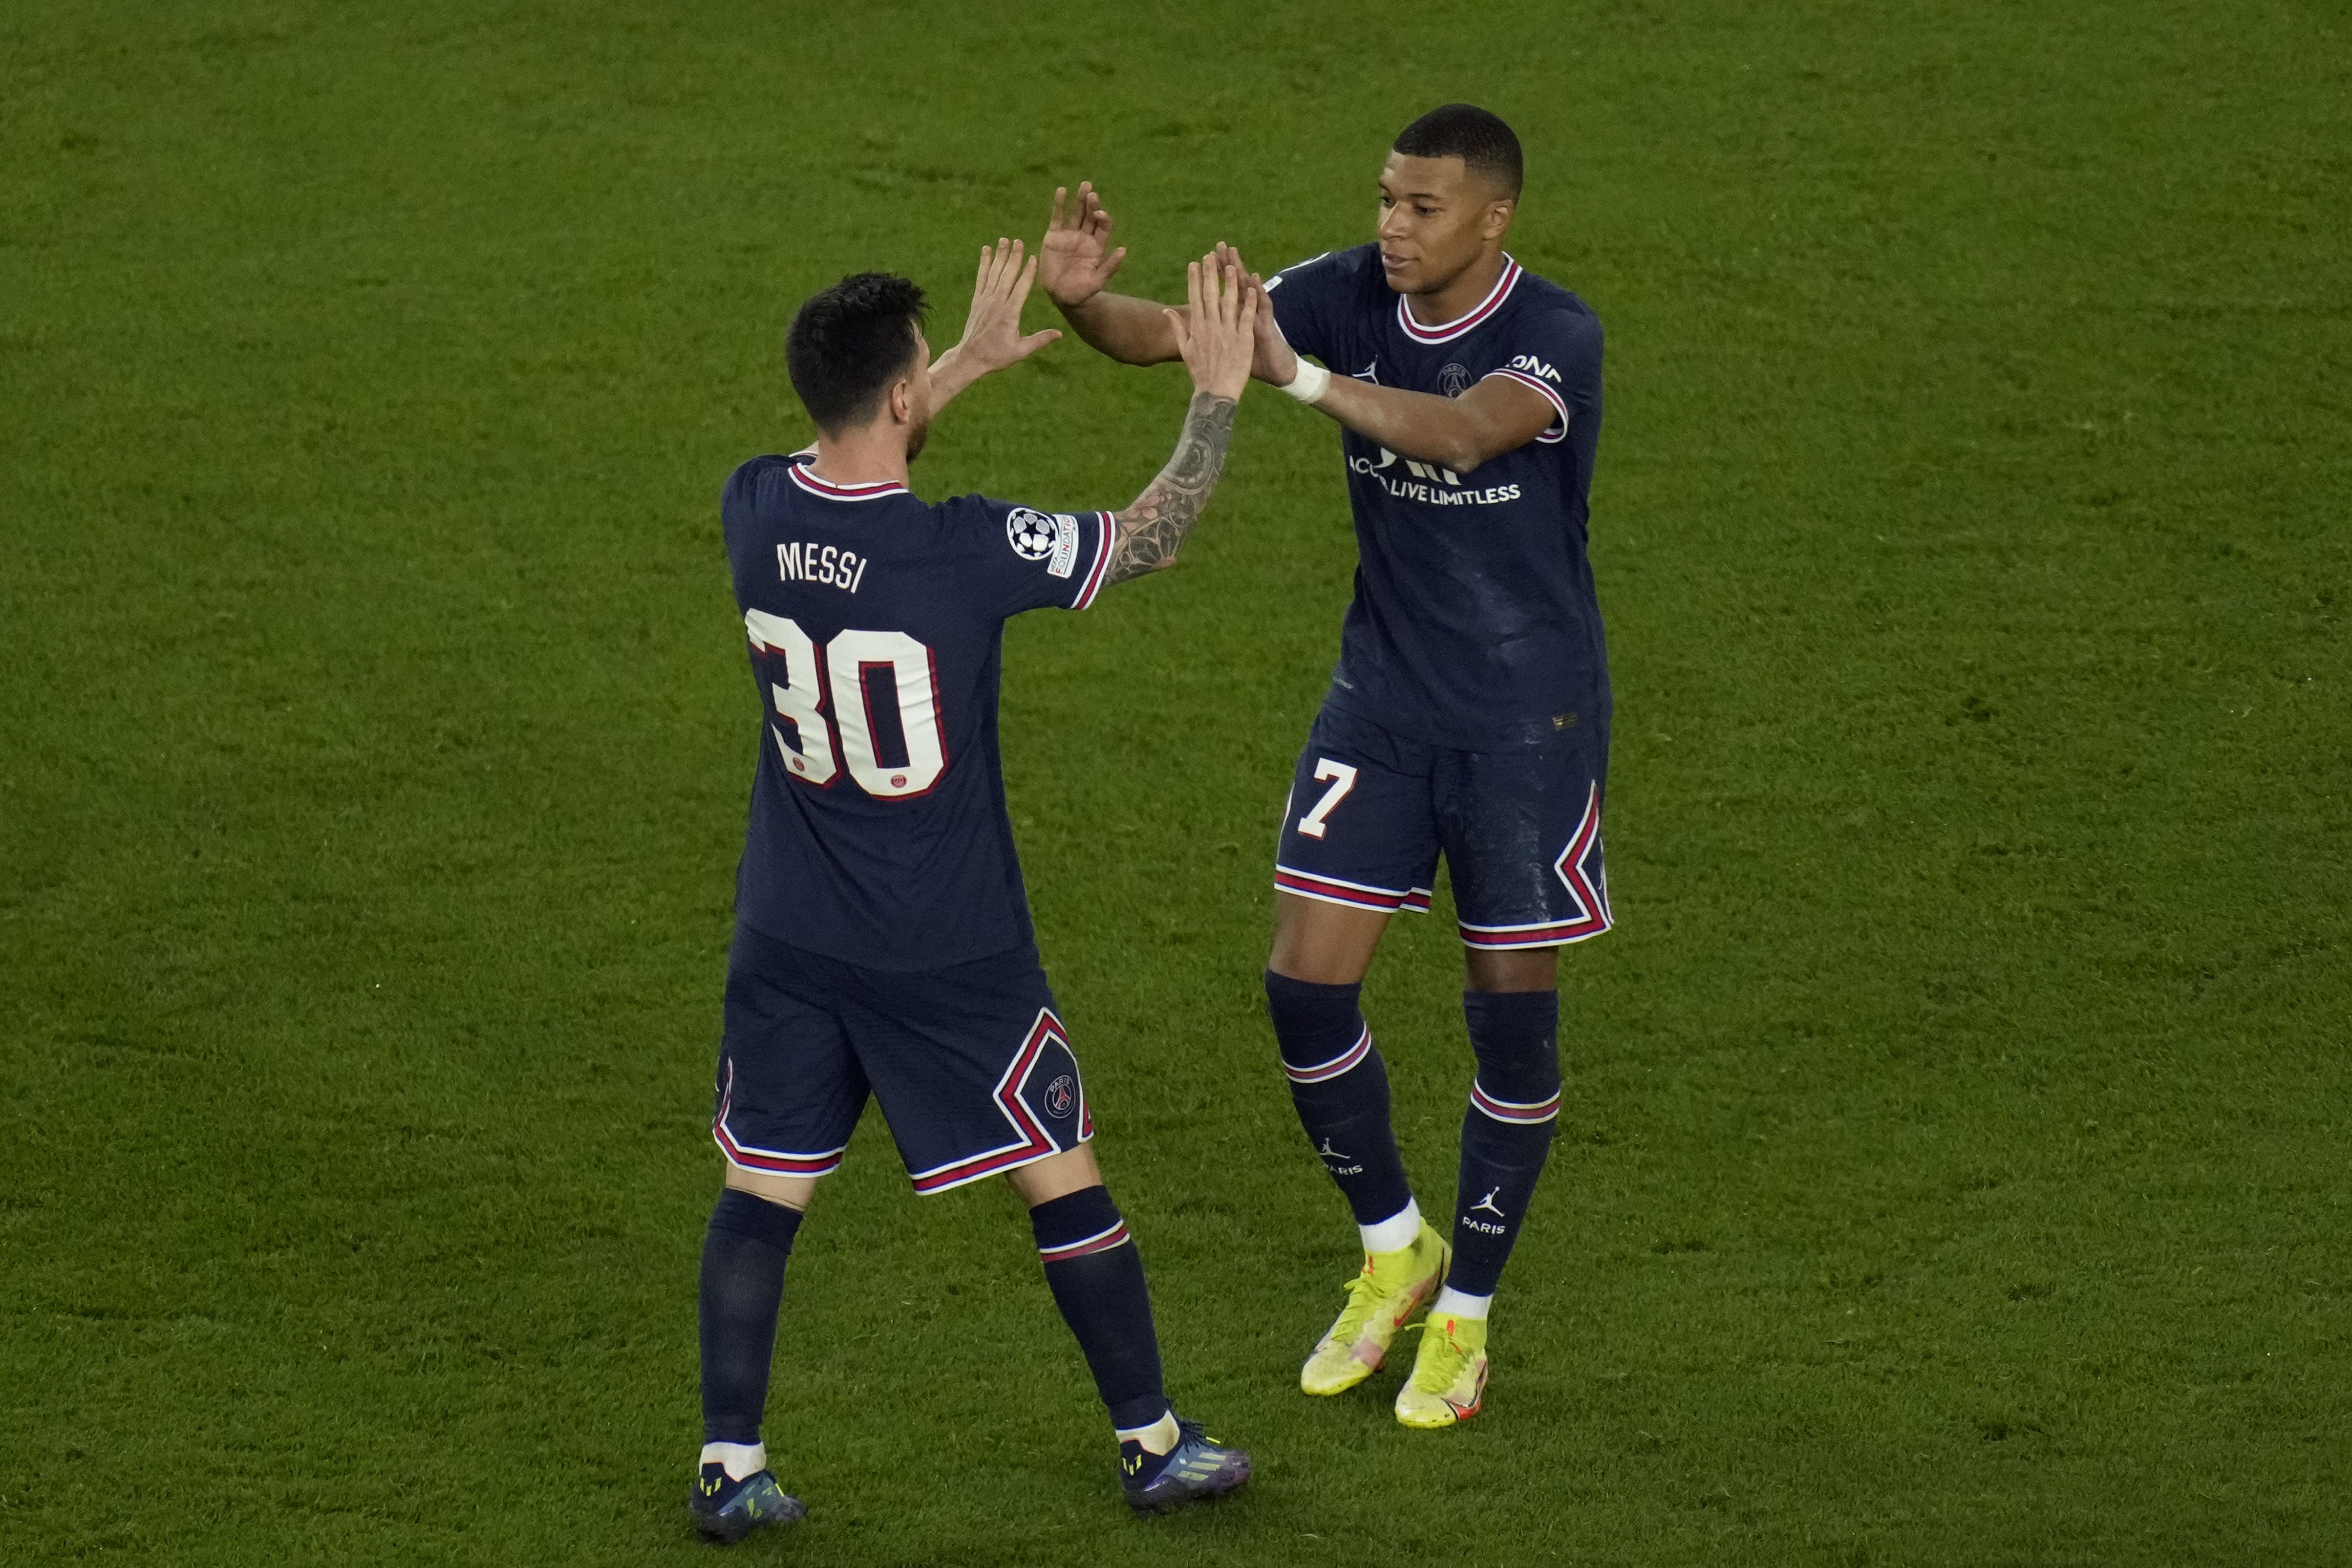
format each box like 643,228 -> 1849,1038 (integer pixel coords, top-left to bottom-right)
1393,104 -> 1523,198
785,272 -> 929,433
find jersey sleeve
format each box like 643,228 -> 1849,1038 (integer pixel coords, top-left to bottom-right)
1480,307 -> 1603,446
720,454 -> 791,586
941,494 -> 1119,616
1262,248 -> 1362,366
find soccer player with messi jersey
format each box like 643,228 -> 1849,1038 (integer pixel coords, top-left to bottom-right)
688,243 -> 1258,1541
1041,105 -> 1609,1428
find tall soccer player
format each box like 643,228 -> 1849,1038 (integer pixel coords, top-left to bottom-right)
689,243 -> 1258,1541
1039,105 -> 1609,1428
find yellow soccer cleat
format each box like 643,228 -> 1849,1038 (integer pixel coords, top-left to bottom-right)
1300,1223 -> 1450,1396
1394,1310 -> 1489,1428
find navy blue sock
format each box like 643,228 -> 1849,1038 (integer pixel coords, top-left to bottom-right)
1449,989 -> 1561,1296
1031,1186 -> 1168,1431
1265,970 -> 1416,1227
699,1188 -> 803,1444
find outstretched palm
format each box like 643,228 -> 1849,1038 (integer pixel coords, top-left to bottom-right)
1166,256 -> 1258,403
1040,182 -> 1128,308
1210,243 -> 1298,385
952,238 -> 1059,376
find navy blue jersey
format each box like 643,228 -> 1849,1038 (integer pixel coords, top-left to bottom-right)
1265,243 -> 1607,751
721,453 -> 1116,970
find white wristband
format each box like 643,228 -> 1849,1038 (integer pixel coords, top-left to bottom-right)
1280,359 -> 1330,405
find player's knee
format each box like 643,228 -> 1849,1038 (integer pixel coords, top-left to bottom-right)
708,1185 -> 806,1251
1264,969 -> 1365,1071
1461,988 -> 1561,1103
1006,1143 -> 1102,1207
1026,1180 -> 1124,1248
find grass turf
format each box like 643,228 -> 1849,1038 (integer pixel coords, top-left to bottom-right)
3,0 -> 2347,1561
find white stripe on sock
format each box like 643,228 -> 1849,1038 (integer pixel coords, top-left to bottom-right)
1360,1200 -> 1422,1255
700,1440 -> 767,1481
1116,1409 -> 1180,1456
1432,1286 -> 1491,1320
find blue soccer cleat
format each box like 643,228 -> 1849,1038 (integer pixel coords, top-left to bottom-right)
1119,1417 -> 1250,1515
689,1462 -> 805,1544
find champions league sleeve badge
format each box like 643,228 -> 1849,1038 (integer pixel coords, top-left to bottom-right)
1006,507 -> 1058,559
1007,506 -> 1082,578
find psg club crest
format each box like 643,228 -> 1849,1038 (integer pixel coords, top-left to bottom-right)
1006,507 -> 1059,560
1439,362 -> 1472,397
1008,1015 -> 1090,1151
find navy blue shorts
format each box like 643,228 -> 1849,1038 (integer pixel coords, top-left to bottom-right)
711,925 -> 1092,1195
1273,700 -> 1614,950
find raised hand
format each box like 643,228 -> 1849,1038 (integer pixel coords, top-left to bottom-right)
923,239 -> 1062,414
1164,255 -> 1258,403
1041,183 -> 1129,309
1213,243 -> 1298,385
950,238 -> 1060,378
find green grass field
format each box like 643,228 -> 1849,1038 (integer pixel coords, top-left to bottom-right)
5,1 -> 2347,1562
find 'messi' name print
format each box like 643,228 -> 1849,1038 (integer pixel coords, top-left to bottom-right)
778,541 -> 869,593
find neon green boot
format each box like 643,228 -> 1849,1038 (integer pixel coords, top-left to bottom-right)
1394,1310 -> 1488,1428
1300,1223 -> 1450,1396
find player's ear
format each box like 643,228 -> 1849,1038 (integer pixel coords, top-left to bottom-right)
888,376 -> 914,425
1482,196 -> 1516,240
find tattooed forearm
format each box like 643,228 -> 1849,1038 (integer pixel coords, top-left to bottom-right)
1104,392 -> 1237,585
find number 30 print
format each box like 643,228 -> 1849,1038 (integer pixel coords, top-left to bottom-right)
744,609 -> 945,799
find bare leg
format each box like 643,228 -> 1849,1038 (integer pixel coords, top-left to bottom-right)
1268,892 -> 1391,984
1005,1143 -> 1104,1206
723,1161 -> 817,1212
1462,944 -> 1559,994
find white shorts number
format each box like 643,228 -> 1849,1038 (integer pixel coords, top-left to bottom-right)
744,613 -> 946,800
827,629 -> 946,798
745,609 -> 837,786
1296,758 -> 1358,839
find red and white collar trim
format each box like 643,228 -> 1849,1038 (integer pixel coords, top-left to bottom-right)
789,462 -> 908,502
1395,254 -> 1522,344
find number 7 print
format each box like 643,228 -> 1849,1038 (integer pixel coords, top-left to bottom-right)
1295,758 -> 1358,840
